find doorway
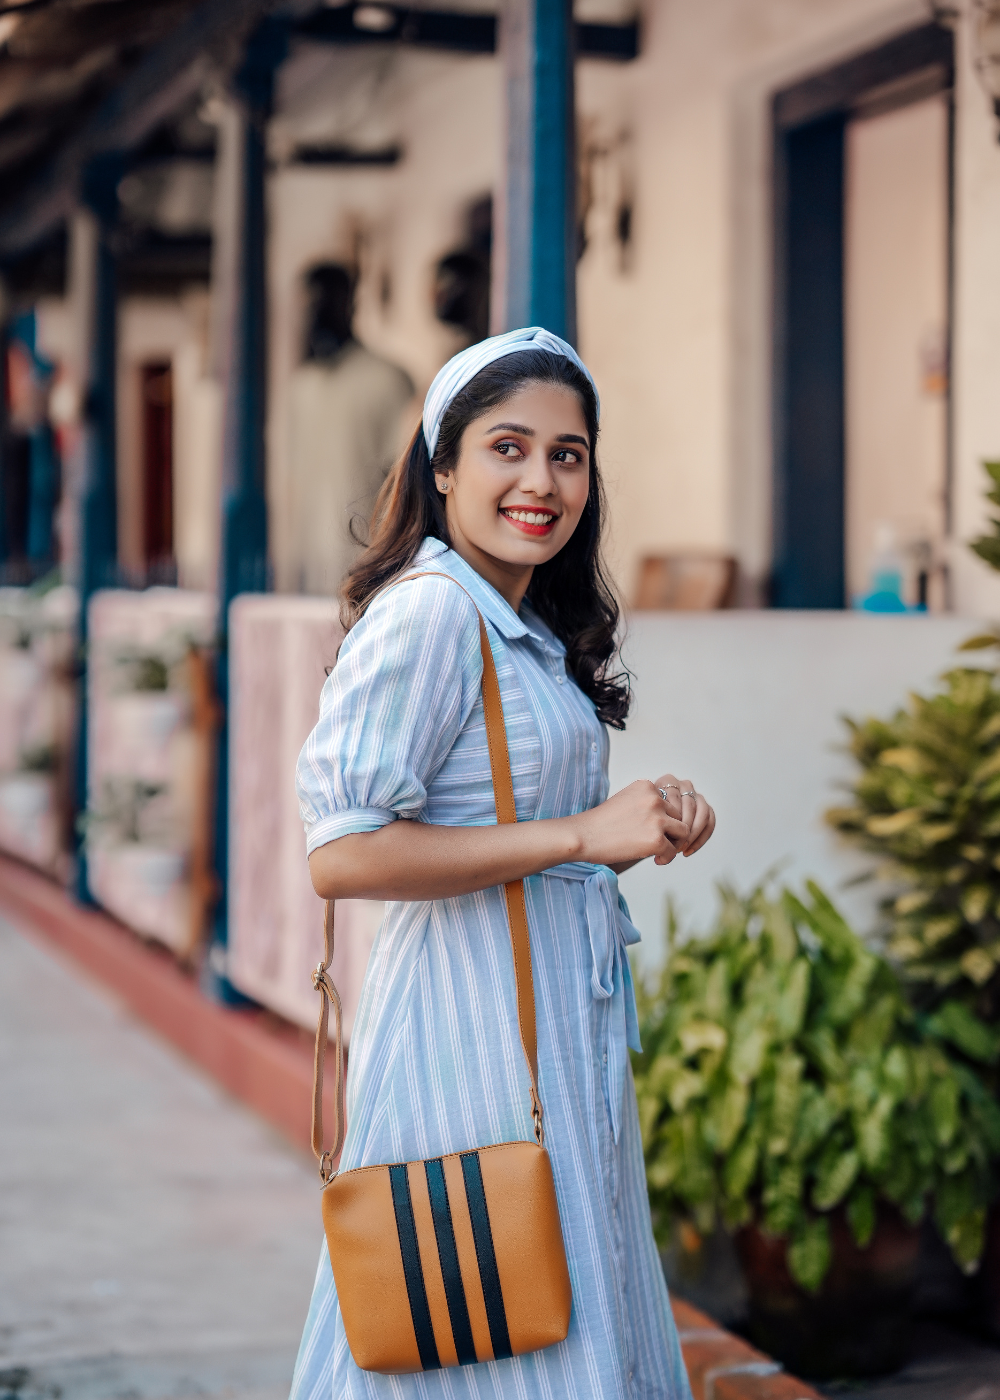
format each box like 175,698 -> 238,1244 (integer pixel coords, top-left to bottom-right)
771,23 -> 954,609
141,360 -> 175,583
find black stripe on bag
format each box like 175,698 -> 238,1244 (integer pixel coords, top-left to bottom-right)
424,1159 -> 478,1365
460,1152 -> 513,1361
389,1164 -> 440,1371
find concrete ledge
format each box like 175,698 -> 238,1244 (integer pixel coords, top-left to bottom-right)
0,853 -> 336,1157
0,855 -> 822,1399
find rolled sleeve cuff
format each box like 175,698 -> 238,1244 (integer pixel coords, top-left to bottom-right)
304,806 -> 397,856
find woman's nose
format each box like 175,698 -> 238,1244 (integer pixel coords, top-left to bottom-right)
519,447 -> 558,497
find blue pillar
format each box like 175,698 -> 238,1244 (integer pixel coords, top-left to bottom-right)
26,422 -> 58,568
497,0 -> 576,342
6,310 -> 57,570
13,311 -> 59,571
208,18 -> 287,995
75,156 -> 124,898
0,320 -> 9,571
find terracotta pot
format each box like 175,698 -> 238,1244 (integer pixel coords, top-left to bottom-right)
735,1205 -> 921,1379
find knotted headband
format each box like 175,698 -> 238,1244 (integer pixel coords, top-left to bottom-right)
422,326 -> 600,458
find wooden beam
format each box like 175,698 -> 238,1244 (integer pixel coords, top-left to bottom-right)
773,21 -> 953,130
0,0 -> 278,258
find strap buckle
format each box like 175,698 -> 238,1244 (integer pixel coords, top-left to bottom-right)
530,1087 -> 545,1147
318,1150 -> 336,1184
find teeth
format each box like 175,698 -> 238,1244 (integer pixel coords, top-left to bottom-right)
505,510 -> 551,525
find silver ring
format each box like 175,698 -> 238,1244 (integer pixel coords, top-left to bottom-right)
657,787 -> 671,800
680,790 -> 697,798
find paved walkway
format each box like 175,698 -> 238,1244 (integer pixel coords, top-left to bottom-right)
0,913 -> 321,1400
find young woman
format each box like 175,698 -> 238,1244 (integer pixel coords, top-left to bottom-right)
291,326 -> 715,1400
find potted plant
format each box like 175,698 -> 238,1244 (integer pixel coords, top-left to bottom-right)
826,459 -> 1000,1333
631,882 -> 1000,1378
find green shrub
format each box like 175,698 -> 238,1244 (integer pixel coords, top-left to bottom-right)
969,459 -> 1000,573
631,882 -> 1000,1292
826,666 -> 1000,1030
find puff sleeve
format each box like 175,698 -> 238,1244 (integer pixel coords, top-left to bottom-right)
295,575 -> 484,854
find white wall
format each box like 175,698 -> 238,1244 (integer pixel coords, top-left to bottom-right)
611,610 -> 987,970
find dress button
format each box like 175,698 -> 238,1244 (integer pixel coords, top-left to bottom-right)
591,742 -> 597,753
603,1050 -> 608,1064
556,674 -> 564,684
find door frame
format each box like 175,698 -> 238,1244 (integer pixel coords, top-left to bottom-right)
770,21 -> 955,608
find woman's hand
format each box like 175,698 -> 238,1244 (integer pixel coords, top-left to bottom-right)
572,779 -> 688,868
652,773 -> 716,858
573,775 -> 716,873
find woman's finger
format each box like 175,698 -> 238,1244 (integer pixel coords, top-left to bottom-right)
661,818 -> 690,849
653,773 -> 683,820
684,793 -> 712,849
683,805 -> 716,856
654,835 -> 679,866
678,778 -> 698,836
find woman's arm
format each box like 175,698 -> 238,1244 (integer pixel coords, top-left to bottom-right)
308,778 -> 714,901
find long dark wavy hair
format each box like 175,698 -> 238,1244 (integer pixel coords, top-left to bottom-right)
342,348 -> 630,727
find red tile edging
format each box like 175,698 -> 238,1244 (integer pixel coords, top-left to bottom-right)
0,854 -> 820,1399
671,1299 -> 822,1400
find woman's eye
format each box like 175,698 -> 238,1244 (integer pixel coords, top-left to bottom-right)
552,449 -> 581,464
494,440 -> 522,457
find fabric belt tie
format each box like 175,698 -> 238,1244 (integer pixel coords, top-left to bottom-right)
544,862 -> 642,1142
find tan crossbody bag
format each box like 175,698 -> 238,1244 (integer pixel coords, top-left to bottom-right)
309,573 -> 572,1375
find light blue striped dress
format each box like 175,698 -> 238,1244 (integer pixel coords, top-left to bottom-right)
291,538 -> 692,1400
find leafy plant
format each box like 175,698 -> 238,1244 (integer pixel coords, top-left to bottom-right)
112,630 -> 199,693
631,882 -> 1000,1293
115,649 -> 170,692
826,669 -> 1000,1028
79,777 -> 167,845
969,460 -> 1000,573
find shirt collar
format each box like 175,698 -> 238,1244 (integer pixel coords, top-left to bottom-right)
411,539 -> 566,658
412,538 -> 529,641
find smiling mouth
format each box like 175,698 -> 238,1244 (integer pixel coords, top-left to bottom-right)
500,507 -> 559,535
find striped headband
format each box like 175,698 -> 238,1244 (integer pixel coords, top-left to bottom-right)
422,326 -> 600,458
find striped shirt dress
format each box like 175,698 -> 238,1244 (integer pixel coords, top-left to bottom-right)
290,537 -> 692,1400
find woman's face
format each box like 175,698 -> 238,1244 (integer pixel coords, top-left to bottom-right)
434,381 -> 591,596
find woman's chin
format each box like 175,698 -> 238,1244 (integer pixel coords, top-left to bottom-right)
482,534 -> 564,567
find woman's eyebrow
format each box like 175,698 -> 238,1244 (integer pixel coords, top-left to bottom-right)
556,434 -> 589,447
487,421 -> 534,434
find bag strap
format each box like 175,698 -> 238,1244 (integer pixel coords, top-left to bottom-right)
311,571 -> 544,1184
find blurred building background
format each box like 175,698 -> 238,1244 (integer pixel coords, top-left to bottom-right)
1,0 -> 999,1011
0,0 -> 998,997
